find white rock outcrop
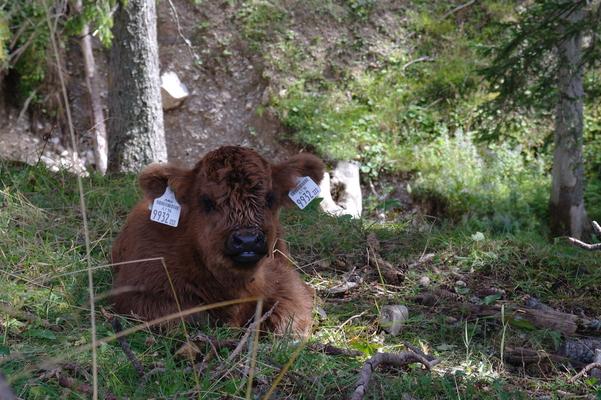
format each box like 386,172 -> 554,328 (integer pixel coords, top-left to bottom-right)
319,161 -> 362,218
160,71 -> 189,110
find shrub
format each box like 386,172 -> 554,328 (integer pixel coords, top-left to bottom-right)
411,130 -> 549,232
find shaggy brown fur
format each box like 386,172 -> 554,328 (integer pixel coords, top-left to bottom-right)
111,146 -> 324,337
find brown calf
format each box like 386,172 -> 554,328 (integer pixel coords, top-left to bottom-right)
111,146 -> 324,337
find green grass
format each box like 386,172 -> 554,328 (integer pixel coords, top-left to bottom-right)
1,162 -> 601,399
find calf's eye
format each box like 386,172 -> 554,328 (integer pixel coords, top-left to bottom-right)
200,195 -> 215,213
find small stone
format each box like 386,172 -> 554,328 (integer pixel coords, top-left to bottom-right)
455,280 -> 466,287
418,276 -> 431,287
161,71 -> 190,110
316,306 -> 327,320
379,305 -> 409,336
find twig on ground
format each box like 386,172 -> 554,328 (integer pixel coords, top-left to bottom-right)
140,366 -> 167,387
407,253 -> 436,269
350,351 -> 438,400
402,56 -> 434,71
324,280 -> 360,295
190,332 -> 238,356
402,342 -> 438,363
504,346 -> 571,366
441,0 -> 477,19
111,318 -> 145,377
307,343 -> 363,357
569,362 -> 601,383
567,221 -> 601,250
212,302 -> 278,379
0,372 -> 17,400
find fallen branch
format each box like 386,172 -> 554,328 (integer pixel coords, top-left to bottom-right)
0,372 -> 17,400
350,351 -> 438,400
402,56 -> 434,71
111,318 -> 145,377
441,0 -> 478,19
211,302 -> 278,379
307,343 -> 363,357
569,362 -> 601,383
140,366 -> 167,387
426,294 -> 601,337
324,280 -> 360,295
567,221 -> 601,251
504,346 -> 571,366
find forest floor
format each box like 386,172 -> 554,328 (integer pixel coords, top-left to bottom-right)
1,162 -> 601,399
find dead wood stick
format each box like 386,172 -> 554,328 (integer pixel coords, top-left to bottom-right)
441,0 -> 477,19
569,362 -> 601,383
307,342 -> 363,357
567,221 -> 601,251
111,318 -> 145,377
226,302 -> 278,364
0,372 -> 17,400
402,56 -> 434,71
504,346 -> 571,366
350,351 -> 438,400
212,302 -> 278,379
402,342 -> 438,363
140,366 -> 167,387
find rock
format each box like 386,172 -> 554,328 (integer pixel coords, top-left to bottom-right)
319,172 -> 346,216
455,280 -> 466,287
160,71 -> 189,110
331,161 -> 362,218
418,276 -> 431,287
316,306 -> 328,320
379,305 -> 409,336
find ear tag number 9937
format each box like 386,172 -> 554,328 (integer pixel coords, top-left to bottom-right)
150,186 -> 181,227
288,176 -> 320,210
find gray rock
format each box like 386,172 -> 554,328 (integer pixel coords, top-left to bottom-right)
379,305 -> 409,336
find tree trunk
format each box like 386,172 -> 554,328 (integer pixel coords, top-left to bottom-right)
550,4 -> 588,239
73,0 -> 108,175
107,0 -> 167,173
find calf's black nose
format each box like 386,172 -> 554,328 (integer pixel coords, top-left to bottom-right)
226,228 -> 267,264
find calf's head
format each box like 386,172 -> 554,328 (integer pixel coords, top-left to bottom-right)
139,146 -> 324,272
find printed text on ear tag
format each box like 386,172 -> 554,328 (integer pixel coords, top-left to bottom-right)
150,187 -> 181,227
288,176 -> 320,209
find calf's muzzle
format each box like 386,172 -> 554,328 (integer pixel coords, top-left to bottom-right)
225,227 -> 267,264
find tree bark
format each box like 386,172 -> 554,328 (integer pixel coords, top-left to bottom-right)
107,0 -> 167,173
73,0 -> 108,174
550,3 -> 589,239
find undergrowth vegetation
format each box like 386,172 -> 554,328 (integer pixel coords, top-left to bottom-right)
1,162 -> 601,399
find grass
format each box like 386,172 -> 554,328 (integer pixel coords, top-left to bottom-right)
2,162 -> 601,399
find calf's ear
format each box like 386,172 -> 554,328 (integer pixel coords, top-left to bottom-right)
272,153 -> 325,206
138,164 -> 193,203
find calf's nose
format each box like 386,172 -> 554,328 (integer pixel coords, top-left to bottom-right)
226,228 -> 267,259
